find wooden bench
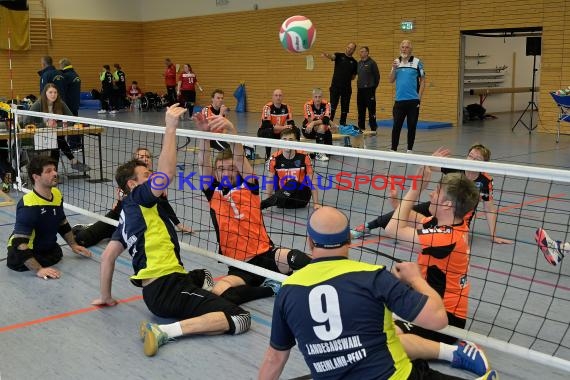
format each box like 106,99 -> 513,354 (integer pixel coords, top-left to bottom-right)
300,130 -> 376,148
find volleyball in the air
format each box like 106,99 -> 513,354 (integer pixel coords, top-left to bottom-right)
279,15 -> 316,53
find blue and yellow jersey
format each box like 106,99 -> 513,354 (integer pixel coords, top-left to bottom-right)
270,257 -> 427,380
112,182 -> 186,284
8,188 -> 66,251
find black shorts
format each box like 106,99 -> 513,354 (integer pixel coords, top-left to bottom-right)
142,271 -> 246,326
7,244 -> 63,272
394,312 -> 466,345
227,248 -> 281,287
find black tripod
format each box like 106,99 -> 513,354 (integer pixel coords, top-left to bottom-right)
512,55 -> 539,133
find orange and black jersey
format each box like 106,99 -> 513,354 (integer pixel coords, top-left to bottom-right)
203,180 -> 272,261
441,168 -> 493,202
267,150 -> 313,189
303,99 -> 331,124
201,105 -> 225,118
416,216 -> 470,319
260,102 -> 295,133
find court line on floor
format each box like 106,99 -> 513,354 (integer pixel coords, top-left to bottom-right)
0,295 -> 142,333
0,278 -> 272,334
496,193 -> 566,213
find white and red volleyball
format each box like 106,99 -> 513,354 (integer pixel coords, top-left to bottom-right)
279,15 -> 316,53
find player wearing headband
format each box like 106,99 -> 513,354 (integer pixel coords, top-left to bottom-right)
259,206 -> 497,380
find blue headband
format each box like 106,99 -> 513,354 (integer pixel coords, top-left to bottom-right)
307,222 -> 351,249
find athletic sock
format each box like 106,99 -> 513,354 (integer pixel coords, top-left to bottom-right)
438,342 -> 456,362
159,321 -> 183,338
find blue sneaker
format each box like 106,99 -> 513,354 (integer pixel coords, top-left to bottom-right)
260,278 -> 282,295
139,321 -> 169,357
476,370 -> 498,380
451,340 -> 490,376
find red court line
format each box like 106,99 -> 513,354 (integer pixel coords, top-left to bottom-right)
471,264 -> 570,292
0,274 -> 229,334
496,193 -> 566,213
0,295 -> 143,334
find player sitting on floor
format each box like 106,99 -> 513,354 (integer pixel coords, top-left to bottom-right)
257,88 -> 300,160
195,113 -> 312,304
6,156 -> 91,279
201,88 -> 255,160
72,147 -> 191,247
384,163 -> 491,376
302,87 -> 335,162
258,206 -> 498,380
535,228 -> 568,266
262,129 -> 320,210
92,104 -> 251,357
352,144 -> 514,245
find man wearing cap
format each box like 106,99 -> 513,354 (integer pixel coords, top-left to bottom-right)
258,206 -> 497,380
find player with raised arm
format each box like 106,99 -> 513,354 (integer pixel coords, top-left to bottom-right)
195,113 -> 312,304
92,105 -> 250,357
258,206 -> 497,380
352,144 -> 514,245
384,164 -> 492,376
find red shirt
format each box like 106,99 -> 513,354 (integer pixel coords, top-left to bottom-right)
179,72 -> 197,91
165,64 -> 177,86
128,87 -> 142,98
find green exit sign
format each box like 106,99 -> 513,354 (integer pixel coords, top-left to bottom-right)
401,21 -> 414,31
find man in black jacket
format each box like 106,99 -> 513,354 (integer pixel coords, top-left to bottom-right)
38,56 -> 65,96
60,58 -> 82,149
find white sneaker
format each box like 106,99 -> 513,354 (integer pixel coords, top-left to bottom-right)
406,150 -> 413,154
109,110 -> 118,114
535,228 -> 565,266
315,153 -> 329,161
97,109 -> 107,114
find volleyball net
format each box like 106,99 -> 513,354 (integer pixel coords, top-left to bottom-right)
8,109 -> 570,371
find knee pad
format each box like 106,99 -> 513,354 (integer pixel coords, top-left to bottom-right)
228,310 -> 251,335
287,249 -> 311,270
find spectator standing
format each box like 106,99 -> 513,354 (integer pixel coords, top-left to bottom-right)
322,42 -> 358,126
98,65 -> 115,114
177,63 -> 203,117
356,46 -> 380,132
59,57 -> 82,149
38,56 -> 65,97
113,64 -> 127,110
389,39 -> 426,153
164,58 -> 177,106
